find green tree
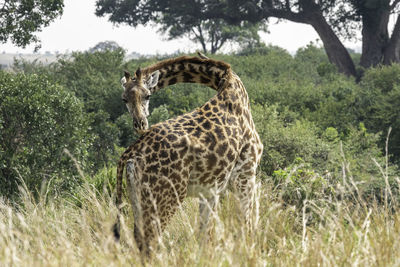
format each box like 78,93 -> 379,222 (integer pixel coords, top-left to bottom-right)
54,49 -> 127,168
95,0 -> 267,54
11,49 -> 131,169
95,0 -> 400,77
0,71 -> 91,199
0,0 -> 64,50
159,18 -> 267,54
88,40 -> 123,53
55,48 -> 126,120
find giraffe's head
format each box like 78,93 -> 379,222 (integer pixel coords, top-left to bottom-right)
121,68 -> 160,134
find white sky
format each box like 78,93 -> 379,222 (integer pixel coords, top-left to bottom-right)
0,0 -> 360,55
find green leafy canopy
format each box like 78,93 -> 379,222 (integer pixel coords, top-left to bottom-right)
0,0 -> 64,50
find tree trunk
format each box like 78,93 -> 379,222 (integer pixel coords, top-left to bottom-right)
359,7 -> 391,68
383,15 -> 400,64
308,12 -> 357,77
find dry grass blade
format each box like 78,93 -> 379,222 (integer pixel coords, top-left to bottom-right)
1,166 -> 400,266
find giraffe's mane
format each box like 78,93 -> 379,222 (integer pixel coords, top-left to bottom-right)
142,56 -> 231,76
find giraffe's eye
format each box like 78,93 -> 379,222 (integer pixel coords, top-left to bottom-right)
122,98 -> 128,103
145,95 -> 150,100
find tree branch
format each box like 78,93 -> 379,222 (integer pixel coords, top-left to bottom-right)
391,0 -> 400,9
265,8 -> 309,23
285,0 -> 290,10
210,27 -> 215,53
0,0 -> 9,13
216,37 -> 227,51
191,25 -> 207,53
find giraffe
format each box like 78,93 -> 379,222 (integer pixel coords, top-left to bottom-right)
115,55 -> 263,255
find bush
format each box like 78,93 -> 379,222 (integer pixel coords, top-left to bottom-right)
326,123 -> 399,202
115,113 -> 136,148
358,64 -> 400,163
272,158 -> 335,208
252,104 -> 331,175
54,49 -> 127,121
0,71 -> 91,199
87,110 -> 120,171
253,103 -> 399,203
307,76 -> 359,134
12,50 -> 130,170
148,104 -> 171,126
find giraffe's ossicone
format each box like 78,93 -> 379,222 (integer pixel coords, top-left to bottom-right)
115,55 -> 263,255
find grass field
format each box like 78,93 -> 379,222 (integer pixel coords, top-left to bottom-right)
1,165 -> 400,267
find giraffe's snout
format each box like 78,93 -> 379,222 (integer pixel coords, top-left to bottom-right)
133,118 -> 149,134
140,119 -> 147,129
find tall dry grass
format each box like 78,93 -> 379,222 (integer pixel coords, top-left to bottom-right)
1,166 -> 400,266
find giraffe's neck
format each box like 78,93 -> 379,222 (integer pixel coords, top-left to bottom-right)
142,56 -> 232,92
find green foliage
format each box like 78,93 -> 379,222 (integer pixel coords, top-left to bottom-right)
294,43 -> 333,79
87,110 -> 120,171
88,41 -> 122,53
329,124 -> 380,176
49,49 -> 128,169
306,76 -> 359,133
11,50 -> 129,172
0,0 -> 64,50
55,49 -> 130,170
84,165 -> 118,197
253,101 -> 398,204
0,71 -> 91,198
162,18 -> 267,53
252,104 -> 330,175
323,123 -> 399,203
54,49 -> 126,120
357,64 -> 400,163
148,104 -> 170,126
230,44 -> 358,135
272,158 -> 334,207
12,57 -> 59,77
323,127 -> 339,142
95,0 -> 267,54
115,113 -> 136,148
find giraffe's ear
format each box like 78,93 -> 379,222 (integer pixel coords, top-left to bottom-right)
121,71 -> 130,86
145,70 -> 160,91
124,71 -> 131,80
135,67 -> 142,80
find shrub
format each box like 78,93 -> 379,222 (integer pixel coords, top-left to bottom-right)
148,104 -> 171,126
115,113 -> 136,148
87,110 -> 120,171
326,123 -> 400,202
272,158 -> 335,208
307,76 -> 359,134
358,64 -> 400,163
0,71 -> 91,199
252,104 -> 331,175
